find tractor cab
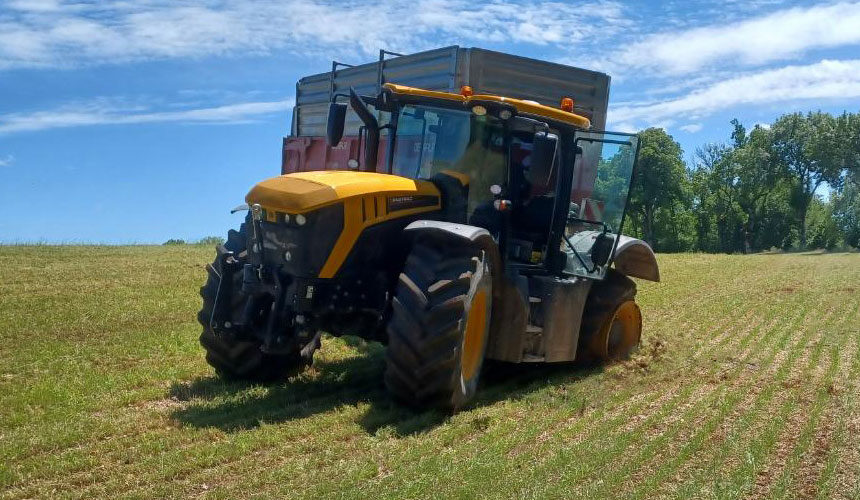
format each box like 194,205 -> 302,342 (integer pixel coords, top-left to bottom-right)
325,83 -> 641,282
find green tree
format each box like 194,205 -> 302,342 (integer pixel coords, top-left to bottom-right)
693,142 -> 745,253
806,197 -> 841,249
196,236 -> 226,246
629,128 -> 689,251
731,121 -> 784,252
833,171 -> 860,248
770,112 -> 855,248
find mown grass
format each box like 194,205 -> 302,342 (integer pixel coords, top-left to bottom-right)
0,247 -> 858,499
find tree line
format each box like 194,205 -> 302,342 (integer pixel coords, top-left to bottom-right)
624,111 -> 860,253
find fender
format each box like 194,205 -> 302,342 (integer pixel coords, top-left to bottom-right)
612,235 -> 660,282
402,220 -> 502,278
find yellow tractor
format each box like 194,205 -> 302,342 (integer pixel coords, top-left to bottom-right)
198,58 -> 660,411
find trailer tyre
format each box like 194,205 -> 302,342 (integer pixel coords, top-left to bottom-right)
385,236 -> 493,412
197,222 -> 314,382
578,269 -> 641,363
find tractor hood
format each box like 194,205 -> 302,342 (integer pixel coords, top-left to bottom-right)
246,171 -> 440,214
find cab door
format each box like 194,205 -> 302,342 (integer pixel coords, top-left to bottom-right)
551,130 -> 641,280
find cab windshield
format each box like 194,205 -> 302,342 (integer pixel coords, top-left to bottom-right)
392,104 -> 507,219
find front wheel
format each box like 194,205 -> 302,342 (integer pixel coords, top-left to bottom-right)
197,223 -> 316,382
384,236 -> 493,411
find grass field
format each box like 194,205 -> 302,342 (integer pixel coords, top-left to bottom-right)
1,247 -> 858,499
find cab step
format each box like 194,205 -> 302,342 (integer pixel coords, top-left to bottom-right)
522,354 -> 545,362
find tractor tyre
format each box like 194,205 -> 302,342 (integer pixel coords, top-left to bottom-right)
578,269 -> 642,363
384,236 -> 493,412
197,222 -> 315,382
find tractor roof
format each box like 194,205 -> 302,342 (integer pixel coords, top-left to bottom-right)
384,83 -> 592,130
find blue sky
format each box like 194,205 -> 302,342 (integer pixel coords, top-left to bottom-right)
1,0 -> 860,243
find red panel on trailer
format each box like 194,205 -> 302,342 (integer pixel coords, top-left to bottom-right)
282,136 -> 360,174
281,136 -> 389,174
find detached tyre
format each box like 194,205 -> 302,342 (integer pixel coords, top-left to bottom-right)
385,236 -> 493,411
197,223 -> 314,382
578,269 -> 641,362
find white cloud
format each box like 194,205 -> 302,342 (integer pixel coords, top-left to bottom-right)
679,123 -> 703,133
612,2 -> 860,76
0,0 -> 627,70
0,154 -> 14,167
0,98 -> 295,134
610,122 -> 639,134
609,59 -> 860,127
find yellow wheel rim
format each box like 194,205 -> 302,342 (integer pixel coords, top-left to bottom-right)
461,289 -> 488,381
594,300 -> 642,360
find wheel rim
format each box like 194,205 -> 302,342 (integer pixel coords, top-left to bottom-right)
461,289 -> 488,381
598,300 -> 642,360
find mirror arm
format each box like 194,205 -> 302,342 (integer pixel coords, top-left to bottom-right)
349,87 -> 380,169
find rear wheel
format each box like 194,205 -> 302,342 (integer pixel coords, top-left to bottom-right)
197,223 -> 315,382
578,269 -> 641,362
384,236 -> 493,411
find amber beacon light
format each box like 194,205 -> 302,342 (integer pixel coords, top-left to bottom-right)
560,97 -> 575,112
460,85 -> 474,97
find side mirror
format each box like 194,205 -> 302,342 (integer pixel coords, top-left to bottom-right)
326,102 -> 347,147
591,232 -> 615,267
531,131 -> 559,177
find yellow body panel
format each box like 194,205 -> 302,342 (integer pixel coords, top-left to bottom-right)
384,83 -> 592,129
246,171 -> 438,214
319,194 -> 439,278
245,171 -> 441,278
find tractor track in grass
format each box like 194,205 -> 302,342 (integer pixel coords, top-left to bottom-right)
738,326 -> 841,499
526,290 -> 811,498
573,292 -> 825,499
685,261 -> 793,361
603,288 -> 835,499
502,294 -> 766,463
766,328 -> 858,499
458,281 -> 805,499
816,306 -> 860,500
662,294 -> 856,499
742,295 -> 857,500
656,295 -> 848,499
